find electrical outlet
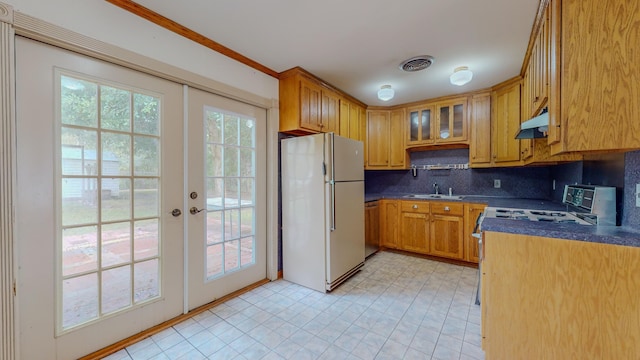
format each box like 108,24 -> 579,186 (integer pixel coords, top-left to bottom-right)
636,184 -> 640,207
494,179 -> 501,188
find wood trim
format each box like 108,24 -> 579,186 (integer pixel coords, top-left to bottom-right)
78,278 -> 271,360
0,4 -> 16,360
105,0 -> 279,79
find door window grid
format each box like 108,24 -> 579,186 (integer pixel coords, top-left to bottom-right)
57,74 -> 162,333
204,108 -> 256,280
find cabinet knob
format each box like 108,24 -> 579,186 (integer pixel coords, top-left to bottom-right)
412,205 -> 418,209
444,206 -> 450,211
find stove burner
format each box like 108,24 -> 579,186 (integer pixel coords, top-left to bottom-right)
530,211 -> 566,217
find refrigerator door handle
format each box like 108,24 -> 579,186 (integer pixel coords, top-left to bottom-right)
328,133 -> 336,231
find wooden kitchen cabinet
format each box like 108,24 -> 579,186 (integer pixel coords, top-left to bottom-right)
491,78 -> 522,165
365,201 -> 380,255
548,0 -> 640,154
463,203 -> 485,263
469,92 -> 492,167
279,67 -> 364,135
482,231 -> 640,359
339,98 -> 365,142
399,201 -> 430,254
436,98 -> 468,144
429,202 -> 464,260
379,199 -> 399,249
406,104 -> 435,146
366,109 -> 407,170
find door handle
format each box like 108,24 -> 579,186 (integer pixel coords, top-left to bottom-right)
189,207 -> 205,215
171,209 -> 182,217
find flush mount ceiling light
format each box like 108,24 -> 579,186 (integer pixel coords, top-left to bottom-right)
450,66 -> 473,86
377,85 -> 395,101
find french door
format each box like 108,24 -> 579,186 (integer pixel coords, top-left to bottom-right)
15,37 -> 185,359
186,87 -> 267,310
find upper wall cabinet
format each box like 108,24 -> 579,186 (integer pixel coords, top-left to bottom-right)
548,0 -> 640,154
405,96 -> 469,148
366,109 -> 408,170
492,78 -> 522,165
469,92 -> 492,167
279,67 -> 364,136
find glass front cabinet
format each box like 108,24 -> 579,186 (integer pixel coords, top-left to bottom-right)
406,97 -> 468,147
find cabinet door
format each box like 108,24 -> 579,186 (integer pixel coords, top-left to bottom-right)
321,90 -> 339,133
469,93 -> 492,166
366,111 -> 390,167
437,99 -> 468,143
349,103 -> 362,141
300,78 -> 322,132
464,203 -> 486,263
379,200 -> 399,248
492,82 -> 521,163
339,99 -> 350,137
365,202 -> 380,255
400,201 -> 430,254
389,109 -> 406,168
407,105 -> 435,145
430,214 -> 464,260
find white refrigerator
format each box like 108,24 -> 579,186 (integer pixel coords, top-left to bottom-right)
281,133 -> 365,292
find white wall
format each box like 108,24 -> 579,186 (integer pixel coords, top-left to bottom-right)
8,0 -> 279,101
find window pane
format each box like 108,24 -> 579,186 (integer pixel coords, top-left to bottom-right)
239,118 -> 255,148
100,86 -> 131,131
240,178 -> 254,204
62,226 -> 98,276
224,240 -> 240,272
224,148 -> 239,177
206,110 -> 223,144
134,136 -> 159,176
133,93 -> 159,135
61,76 -> 97,127
102,265 -> 132,314
410,111 -> 418,141
240,208 -> 254,237
206,244 -> 223,279
240,236 -> 254,267
225,209 -> 240,240
102,178 -> 131,222
134,178 -> 159,218
134,219 -> 159,260
224,115 -> 239,145
207,144 -> 223,177
134,259 -> 159,303
422,109 -> 431,141
61,128 -> 97,176
206,211 -> 223,245
101,222 -> 131,267
206,178 -> 224,210
239,148 -> 254,177
453,104 -> 464,137
62,273 -> 98,329
224,178 -> 239,207
62,178 -> 98,226
102,132 -> 131,176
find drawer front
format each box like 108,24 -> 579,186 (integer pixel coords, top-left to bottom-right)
430,202 -> 464,216
401,201 -> 429,213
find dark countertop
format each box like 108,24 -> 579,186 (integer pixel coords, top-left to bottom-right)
366,192 -> 640,248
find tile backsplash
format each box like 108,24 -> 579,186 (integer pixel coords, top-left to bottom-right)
365,149 -> 552,199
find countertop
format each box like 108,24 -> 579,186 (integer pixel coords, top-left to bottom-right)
365,192 -> 640,248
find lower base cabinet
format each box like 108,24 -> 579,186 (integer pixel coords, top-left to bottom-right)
482,231 -> 640,358
377,199 -> 478,263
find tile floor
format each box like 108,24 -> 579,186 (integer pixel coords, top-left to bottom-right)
103,251 -> 484,360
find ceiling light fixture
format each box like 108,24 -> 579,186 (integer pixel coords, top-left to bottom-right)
377,85 -> 395,101
450,66 -> 473,86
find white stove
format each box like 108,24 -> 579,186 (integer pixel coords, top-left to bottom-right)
482,207 -> 592,225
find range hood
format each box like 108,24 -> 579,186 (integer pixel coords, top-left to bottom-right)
515,111 -> 549,139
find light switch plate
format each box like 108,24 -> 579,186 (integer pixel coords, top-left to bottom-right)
636,184 -> 640,207
494,179 -> 501,188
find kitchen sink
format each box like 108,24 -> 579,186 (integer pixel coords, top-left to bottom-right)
404,194 -> 464,200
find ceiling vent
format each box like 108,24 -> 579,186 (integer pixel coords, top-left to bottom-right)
399,55 -> 435,72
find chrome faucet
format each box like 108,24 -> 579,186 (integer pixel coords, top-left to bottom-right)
433,183 -> 440,195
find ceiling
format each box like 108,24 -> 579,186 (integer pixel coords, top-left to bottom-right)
131,0 -> 540,106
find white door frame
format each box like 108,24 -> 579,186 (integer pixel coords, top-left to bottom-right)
0,3 -> 279,358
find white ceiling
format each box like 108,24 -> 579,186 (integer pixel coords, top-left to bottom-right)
134,0 -> 540,106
